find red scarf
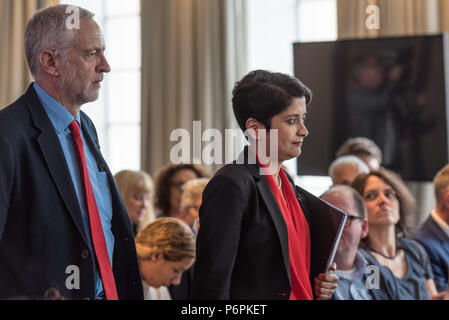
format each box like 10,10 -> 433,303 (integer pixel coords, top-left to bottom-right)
260,163 -> 313,300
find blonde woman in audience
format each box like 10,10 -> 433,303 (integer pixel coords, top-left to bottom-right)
114,170 -> 155,235
135,218 -> 196,300
352,168 -> 445,300
179,178 -> 210,230
154,163 -> 211,219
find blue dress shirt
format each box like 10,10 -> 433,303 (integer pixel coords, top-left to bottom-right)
33,82 -> 114,299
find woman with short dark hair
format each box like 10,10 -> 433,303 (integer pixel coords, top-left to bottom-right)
192,70 -> 338,300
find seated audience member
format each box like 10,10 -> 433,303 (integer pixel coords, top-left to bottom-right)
179,178 -> 210,230
169,178 -> 210,300
352,169 -> 445,300
114,170 -> 155,235
411,164 -> 449,292
321,185 -> 398,300
336,137 -> 382,171
328,155 -> 370,186
135,218 -> 196,300
154,164 -> 211,219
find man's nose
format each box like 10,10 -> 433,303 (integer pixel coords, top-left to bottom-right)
97,54 -> 111,73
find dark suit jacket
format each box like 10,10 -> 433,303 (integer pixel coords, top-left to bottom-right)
191,148 -> 312,300
411,215 -> 449,292
0,84 -> 143,300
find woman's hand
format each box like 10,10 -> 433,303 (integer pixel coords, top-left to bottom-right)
314,262 -> 339,300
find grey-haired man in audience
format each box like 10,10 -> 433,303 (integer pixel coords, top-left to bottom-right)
328,155 -> 369,186
321,185 -> 398,299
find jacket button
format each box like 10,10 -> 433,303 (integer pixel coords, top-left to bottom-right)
81,249 -> 89,259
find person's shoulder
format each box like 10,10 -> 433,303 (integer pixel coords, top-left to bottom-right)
206,162 -> 256,193
400,237 -> 430,261
0,94 -> 33,140
214,161 -> 253,180
410,216 -> 434,238
401,236 -> 422,248
0,95 -> 28,124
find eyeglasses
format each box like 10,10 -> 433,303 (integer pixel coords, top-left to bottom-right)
345,215 -> 364,228
363,189 -> 397,202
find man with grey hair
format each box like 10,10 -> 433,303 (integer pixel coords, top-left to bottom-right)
336,137 -> 382,171
328,155 -> 370,186
0,5 -> 143,300
321,185 -> 398,299
412,164 -> 449,292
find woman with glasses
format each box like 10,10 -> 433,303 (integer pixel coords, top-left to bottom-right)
352,168 -> 443,299
154,163 -> 211,220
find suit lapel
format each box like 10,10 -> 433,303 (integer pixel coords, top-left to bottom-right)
25,85 -> 90,246
242,149 -> 291,283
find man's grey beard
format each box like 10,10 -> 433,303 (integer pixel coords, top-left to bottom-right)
60,67 -> 99,107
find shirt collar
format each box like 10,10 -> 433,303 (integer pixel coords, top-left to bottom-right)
431,210 -> 449,238
336,250 -> 369,281
33,82 -> 81,133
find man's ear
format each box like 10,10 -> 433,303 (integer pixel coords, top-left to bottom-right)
38,50 -> 62,77
360,218 -> 369,239
441,192 -> 449,212
245,118 -> 266,141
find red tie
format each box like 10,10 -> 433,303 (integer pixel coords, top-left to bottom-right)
69,120 -> 118,300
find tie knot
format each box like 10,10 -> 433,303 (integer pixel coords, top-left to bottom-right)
69,120 -> 81,136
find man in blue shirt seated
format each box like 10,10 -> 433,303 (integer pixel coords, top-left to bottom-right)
411,164 -> 449,293
0,5 -> 142,300
321,185 -> 398,300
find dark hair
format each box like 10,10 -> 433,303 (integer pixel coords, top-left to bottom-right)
352,168 -> 416,239
232,70 -> 312,132
154,163 -> 211,217
336,137 -> 382,165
